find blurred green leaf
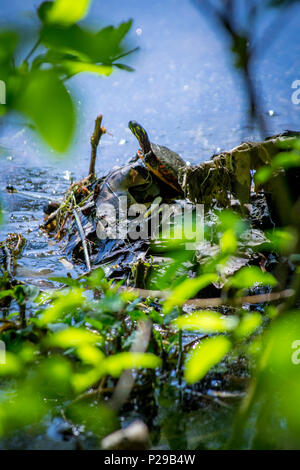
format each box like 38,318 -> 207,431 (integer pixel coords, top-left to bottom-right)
185,336 -> 232,384
104,352 -> 162,377
0,352 -> 21,376
47,326 -> 102,348
38,288 -> 85,325
265,228 -> 297,254
76,344 -> 104,366
41,20 -> 133,64
255,166 -> 273,184
217,209 -> 248,237
67,402 -> 117,438
234,312 -> 262,338
60,60 -> 112,76
46,0 -> 91,26
18,70 -> 75,152
163,274 -> 217,313
0,31 -> 18,65
228,266 -> 277,289
220,228 -> 237,255
173,311 -> 238,333
0,388 -> 47,437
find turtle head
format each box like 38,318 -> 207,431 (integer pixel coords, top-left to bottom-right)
128,121 -> 151,154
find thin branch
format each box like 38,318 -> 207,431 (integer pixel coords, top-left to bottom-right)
109,319 -> 153,411
89,114 -> 106,177
72,204 -> 91,273
24,38 -> 41,63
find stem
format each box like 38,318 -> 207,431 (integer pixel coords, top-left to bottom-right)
24,38 -> 41,63
89,115 -> 105,177
19,304 -> 26,328
72,203 -> 91,273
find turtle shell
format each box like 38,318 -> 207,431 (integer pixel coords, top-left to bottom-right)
143,143 -> 186,192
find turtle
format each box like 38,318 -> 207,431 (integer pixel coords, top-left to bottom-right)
128,121 -> 186,194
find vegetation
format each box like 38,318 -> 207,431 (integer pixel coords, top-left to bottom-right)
0,0 -> 300,450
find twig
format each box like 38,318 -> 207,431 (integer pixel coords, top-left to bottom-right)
75,264 -> 294,307
120,286 -> 294,308
89,115 -> 106,177
24,38 -> 41,63
72,204 -> 91,273
109,319 -> 153,411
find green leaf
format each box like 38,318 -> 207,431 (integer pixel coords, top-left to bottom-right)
185,336 -> 232,384
61,60 -> 112,77
234,312 -> 262,338
46,0 -> 91,26
220,229 -> 237,255
76,344 -> 104,365
217,210 -> 247,237
173,311 -> 239,333
0,31 -> 18,65
18,70 -> 75,152
114,63 -> 135,72
255,166 -> 273,184
229,266 -> 277,289
266,228 -> 297,254
0,290 -> 14,300
163,274 -> 217,313
47,326 -> 102,348
104,352 -> 162,377
0,352 -> 21,376
49,276 -> 80,287
41,21 -> 133,64
38,288 -> 85,325
272,151 -> 300,169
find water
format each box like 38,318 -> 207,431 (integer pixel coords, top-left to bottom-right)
0,0 -> 299,284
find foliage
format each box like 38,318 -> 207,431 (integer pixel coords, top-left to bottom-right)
0,269 -> 162,439
0,0 -> 137,152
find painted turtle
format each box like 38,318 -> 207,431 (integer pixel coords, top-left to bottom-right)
128,121 -> 185,194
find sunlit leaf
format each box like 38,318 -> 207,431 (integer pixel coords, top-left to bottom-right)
76,344 -> 104,365
228,266 -> 277,289
234,312 -> 262,338
255,166 -> 273,184
0,352 -> 21,376
185,336 -> 232,384
61,60 -> 112,77
173,311 -> 239,333
220,228 -> 237,254
72,368 -> 103,393
104,352 -> 162,377
266,228 -> 297,254
46,0 -> 91,26
18,70 -> 75,152
38,288 -> 85,325
163,274 -> 217,313
47,326 -> 102,348
273,151 -> 300,169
